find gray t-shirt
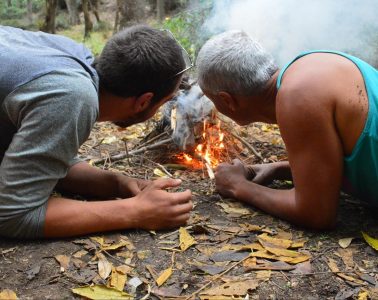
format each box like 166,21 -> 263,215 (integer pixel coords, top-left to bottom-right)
0,69 -> 98,238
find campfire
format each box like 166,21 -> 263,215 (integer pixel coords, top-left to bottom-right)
93,83 -> 263,178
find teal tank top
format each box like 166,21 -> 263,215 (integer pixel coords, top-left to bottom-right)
277,50 -> 378,205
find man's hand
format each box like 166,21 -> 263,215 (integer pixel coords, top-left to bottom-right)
117,176 -> 151,198
131,178 -> 193,230
247,164 -> 277,185
215,159 -> 249,198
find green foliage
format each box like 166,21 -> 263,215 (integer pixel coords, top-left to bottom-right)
160,2 -> 213,61
58,25 -> 111,56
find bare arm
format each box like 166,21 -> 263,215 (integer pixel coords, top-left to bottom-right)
246,161 -> 292,184
56,161 -> 149,199
215,89 -> 343,229
44,178 -> 192,237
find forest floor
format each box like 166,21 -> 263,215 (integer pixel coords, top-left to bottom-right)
0,115 -> 377,300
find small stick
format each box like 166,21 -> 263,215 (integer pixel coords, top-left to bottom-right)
184,254 -> 251,299
229,131 -> 263,162
136,131 -> 169,150
92,137 -> 172,164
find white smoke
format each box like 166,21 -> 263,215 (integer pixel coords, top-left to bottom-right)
201,0 -> 378,66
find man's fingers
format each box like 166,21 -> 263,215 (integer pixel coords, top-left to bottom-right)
171,201 -> 193,215
152,178 -> 182,189
232,158 -> 243,167
172,213 -> 190,224
170,189 -> 192,204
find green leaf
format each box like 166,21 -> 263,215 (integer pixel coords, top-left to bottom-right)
71,285 -> 133,300
361,232 -> 378,251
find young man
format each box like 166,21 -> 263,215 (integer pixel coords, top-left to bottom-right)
0,25 -> 193,239
196,30 -> 378,229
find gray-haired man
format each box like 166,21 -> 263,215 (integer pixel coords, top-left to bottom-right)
196,30 -> 378,229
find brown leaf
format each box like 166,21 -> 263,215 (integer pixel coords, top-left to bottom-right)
256,270 -> 271,281
258,233 -> 292,249
73,250 -> 88,259
216,201 -> 253,215
210,251 -> 249,262
200,279 -> 258,296
179,227 -> 196,251
55,255 -> 71,271
0,289 -> 18,300
291,261 -> 312,274
338,237 -> 354,249
98,257 -> 113,280
156,267 -> 173,287
109,266 -> 127,292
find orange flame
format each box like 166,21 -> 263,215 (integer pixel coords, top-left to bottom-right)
179,119 -> 225,171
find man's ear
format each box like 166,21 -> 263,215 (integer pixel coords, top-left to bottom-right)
218,91 -> 237,112
134,92 -> 154,113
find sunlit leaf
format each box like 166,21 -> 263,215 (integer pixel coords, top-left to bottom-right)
156,267 -> 173,287
153,168 -> 169,178
179,227 -> 196,251
54,255 -> 70,272
338,237 -> 353,249
200,279 -> 258,297
71,285 -> 133,300
0,289 -> 17,300
98,257 -> 113,280
109,267 -> 127,292
362,232 -> 378,251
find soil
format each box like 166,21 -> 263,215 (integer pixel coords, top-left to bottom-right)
0,122 -> 377,300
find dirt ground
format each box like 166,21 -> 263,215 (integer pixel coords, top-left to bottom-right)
0,121 -> 377,300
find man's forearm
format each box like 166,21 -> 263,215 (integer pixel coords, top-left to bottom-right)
234,180 -> 297,221
44,196 -> 139,237
56,162 -> 122,199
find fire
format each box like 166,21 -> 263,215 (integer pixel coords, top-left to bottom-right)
179,119 -> 225,173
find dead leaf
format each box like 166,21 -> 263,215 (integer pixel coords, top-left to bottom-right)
327,258 -> 365,286
336,249 -> 354,270
258,233 -> 292,249
245,259 -> 295,271
264,246 -> 301,258
156,267 -> 173,287
71,285 -> 132,299
0,289 -> 17,300
206,224 -> 241,234
102,241 -> 130,251
291,261 -> 312,274
55,255 -> 71,272
73,250 -> 88,259
98,256 -> 113,280
358,290 -> 369,300
361,232 -> 378,251
256,270 -> 271,281
239,223 -> 264,232
1,247 -> 17,255
119,236 -> 136,250
200,279 -> 258,297
222,242 -> 264,252
136,250 -> 150,260
338,237 -> 354,249
102,136 -> 117,144
109,267 -> 127,292
210,251 -> 250,262
216,201 -> 252,215
179,227 -> 196,251
26,264 -> 41,280
90,236 -> 105,247
195,264 -> 228,275
153,168 -> 169,178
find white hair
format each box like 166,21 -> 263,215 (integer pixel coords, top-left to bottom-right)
196,30 -> 278,95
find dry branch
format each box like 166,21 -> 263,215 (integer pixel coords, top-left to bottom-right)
92,137 -> 172,165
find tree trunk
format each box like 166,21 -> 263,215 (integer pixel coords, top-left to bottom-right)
113,0 -> 122,33
27,0 -> 33,24
119,0 -> 147,29
82,0 -> 93,38
7,0 -> 12,7
42,0 -> 58,34
90,0 -> 100,22
65,0 -> 80,25
156,0 -> 165,22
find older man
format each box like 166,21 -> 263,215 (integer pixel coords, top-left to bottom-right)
0,25 -> 193,239
196,30 -> 378,229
